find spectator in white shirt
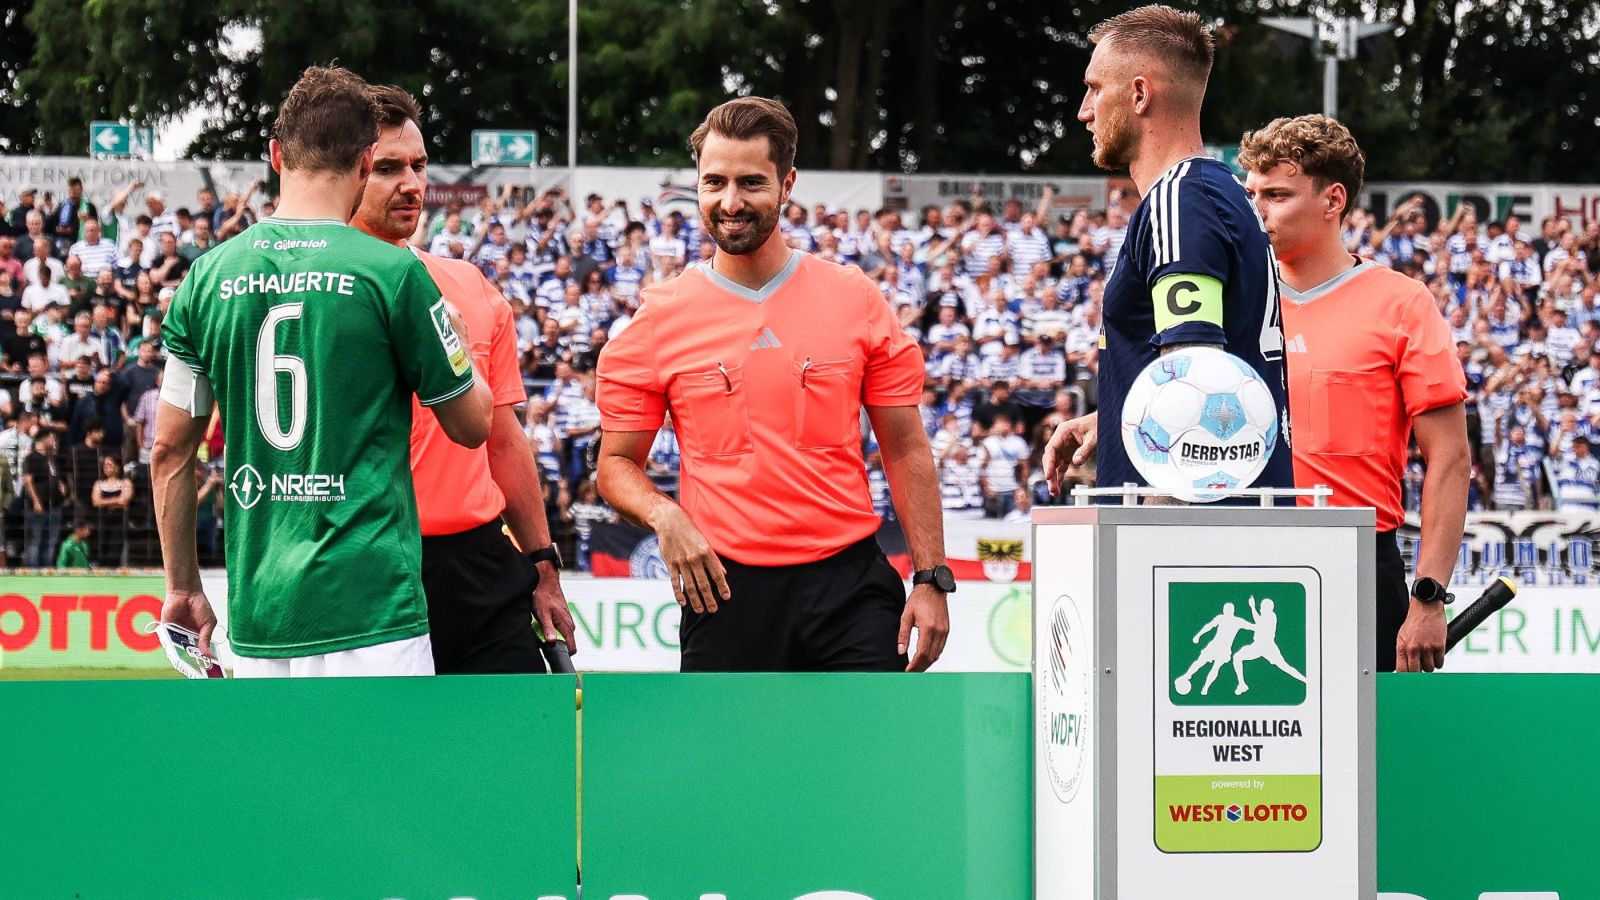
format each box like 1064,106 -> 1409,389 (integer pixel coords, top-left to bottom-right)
56,311 -> 104,370
1065,303 -> 1101,378
978,414 -> 1030,518
925,299 -> 971,356
1007,212 -> 1052,272
66,218 -> 117,279
960,212 -> 1008,276
938,440 -> 984,517
22,265 -> 67,312
556,282 -> 594,354
1570,351 -> 1600,399
22,239 -> 63,288
1555,438 -> 1600,510
1024,291 -> 1074,341
971,290 -> 1019,358
145,192 -> 180,239
648,217 -> 688,268
937,334 -> 983,386
472,222 -> 514,274
1546,308 -> 1582,366
428,212 -> 470,258
1499,239 -> 1542,299
1093,202 -> 1129,273
979,334 -> 1023,383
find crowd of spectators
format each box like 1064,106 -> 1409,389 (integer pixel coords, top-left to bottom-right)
0,177 -> 248,569
1355,200 -> 1600,514
0,170 -> 1595,570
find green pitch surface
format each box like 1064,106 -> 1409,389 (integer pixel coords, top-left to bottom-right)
0,666 -> 180,680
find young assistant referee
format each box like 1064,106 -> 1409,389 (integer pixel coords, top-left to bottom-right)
1239,115 -> 1471,674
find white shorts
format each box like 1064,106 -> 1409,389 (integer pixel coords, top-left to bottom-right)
231,634 -> 435,678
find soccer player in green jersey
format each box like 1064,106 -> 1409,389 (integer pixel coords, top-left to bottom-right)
152,66 -> 493,677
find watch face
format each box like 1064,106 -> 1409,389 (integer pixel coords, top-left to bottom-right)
1413,577 -> 1442,602
935,566 -> 957,592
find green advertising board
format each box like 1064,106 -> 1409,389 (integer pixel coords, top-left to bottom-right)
1378,674 -> 1597,899
581,673 -> 1033,900
4,675 -> 577,898
3,672 -> 1598,898
0,573 -> 167,668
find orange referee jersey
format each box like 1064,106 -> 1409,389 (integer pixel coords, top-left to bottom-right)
597,250 -> 924,566
409,250 -> 527,536
1281,260 -> 1467,531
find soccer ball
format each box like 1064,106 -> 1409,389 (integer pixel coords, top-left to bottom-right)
1173,674 -> 1193,696
1120,347 -> 1279,503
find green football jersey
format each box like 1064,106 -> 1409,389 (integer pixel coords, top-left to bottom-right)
162,218 -> 474,658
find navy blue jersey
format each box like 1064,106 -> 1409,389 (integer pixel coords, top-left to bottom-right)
1096,156 -> 1294,496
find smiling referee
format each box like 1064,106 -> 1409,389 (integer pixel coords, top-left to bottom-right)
596,98 -> 951,672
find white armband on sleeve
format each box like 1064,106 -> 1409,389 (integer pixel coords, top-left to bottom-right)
160,354 -> 215,417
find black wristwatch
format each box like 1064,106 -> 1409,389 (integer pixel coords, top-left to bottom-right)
1410,576 -> 1453,605
528,543 -> 562,568
912,564 -> 957,593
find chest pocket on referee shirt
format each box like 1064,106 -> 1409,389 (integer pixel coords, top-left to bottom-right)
1304,368 -> 1387,456
672,364 -> 755,457
793,356 -> 859,449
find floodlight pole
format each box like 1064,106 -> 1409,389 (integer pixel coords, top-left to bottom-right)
1263,16 -> 1395,120
568,0 -> 578,171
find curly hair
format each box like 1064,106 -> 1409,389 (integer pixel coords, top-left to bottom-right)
1237,115 -> 1366,219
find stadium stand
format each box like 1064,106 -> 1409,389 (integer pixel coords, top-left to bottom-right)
0,178 -> 1594,570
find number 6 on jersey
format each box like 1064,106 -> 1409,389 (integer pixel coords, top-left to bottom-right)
256,302 -> 308,451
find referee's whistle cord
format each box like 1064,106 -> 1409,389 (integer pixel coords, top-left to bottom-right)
717,361 -> 733,393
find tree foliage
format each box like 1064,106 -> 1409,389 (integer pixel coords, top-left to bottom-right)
3,0 -> 1598,181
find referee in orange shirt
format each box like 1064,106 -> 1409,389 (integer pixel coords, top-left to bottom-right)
352,85 -> 575,672
596,98 -> 950,672
1239,115 -> 1470,673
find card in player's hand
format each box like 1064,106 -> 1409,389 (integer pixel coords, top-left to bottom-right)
151,621 -> 227,679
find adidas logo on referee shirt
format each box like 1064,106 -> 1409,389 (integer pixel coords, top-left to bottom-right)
750,327 -> 783,350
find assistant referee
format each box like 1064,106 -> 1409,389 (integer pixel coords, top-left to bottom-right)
353,85 -> 575,672
595,97 -> 950,672
1239,115 -> 1470,673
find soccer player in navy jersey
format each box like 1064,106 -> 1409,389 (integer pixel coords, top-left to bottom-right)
1043,5 -> 1293,500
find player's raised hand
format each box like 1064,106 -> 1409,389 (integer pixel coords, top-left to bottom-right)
900,584 -> 950,672
653,504 -> 730,614
1042,411 -> 1098,496
161,588 -> 218,658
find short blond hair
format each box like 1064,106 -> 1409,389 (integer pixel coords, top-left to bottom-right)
1237,115 -> 1366,218
1090,5 -> 1214,91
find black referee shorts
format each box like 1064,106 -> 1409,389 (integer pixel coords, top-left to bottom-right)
1375,529 -> 1410,674
420,520 -> 548,675
680,536 -> 909,673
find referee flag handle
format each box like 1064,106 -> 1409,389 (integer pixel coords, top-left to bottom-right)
540,639 -> 576,674
1444,577 -> 1517,654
